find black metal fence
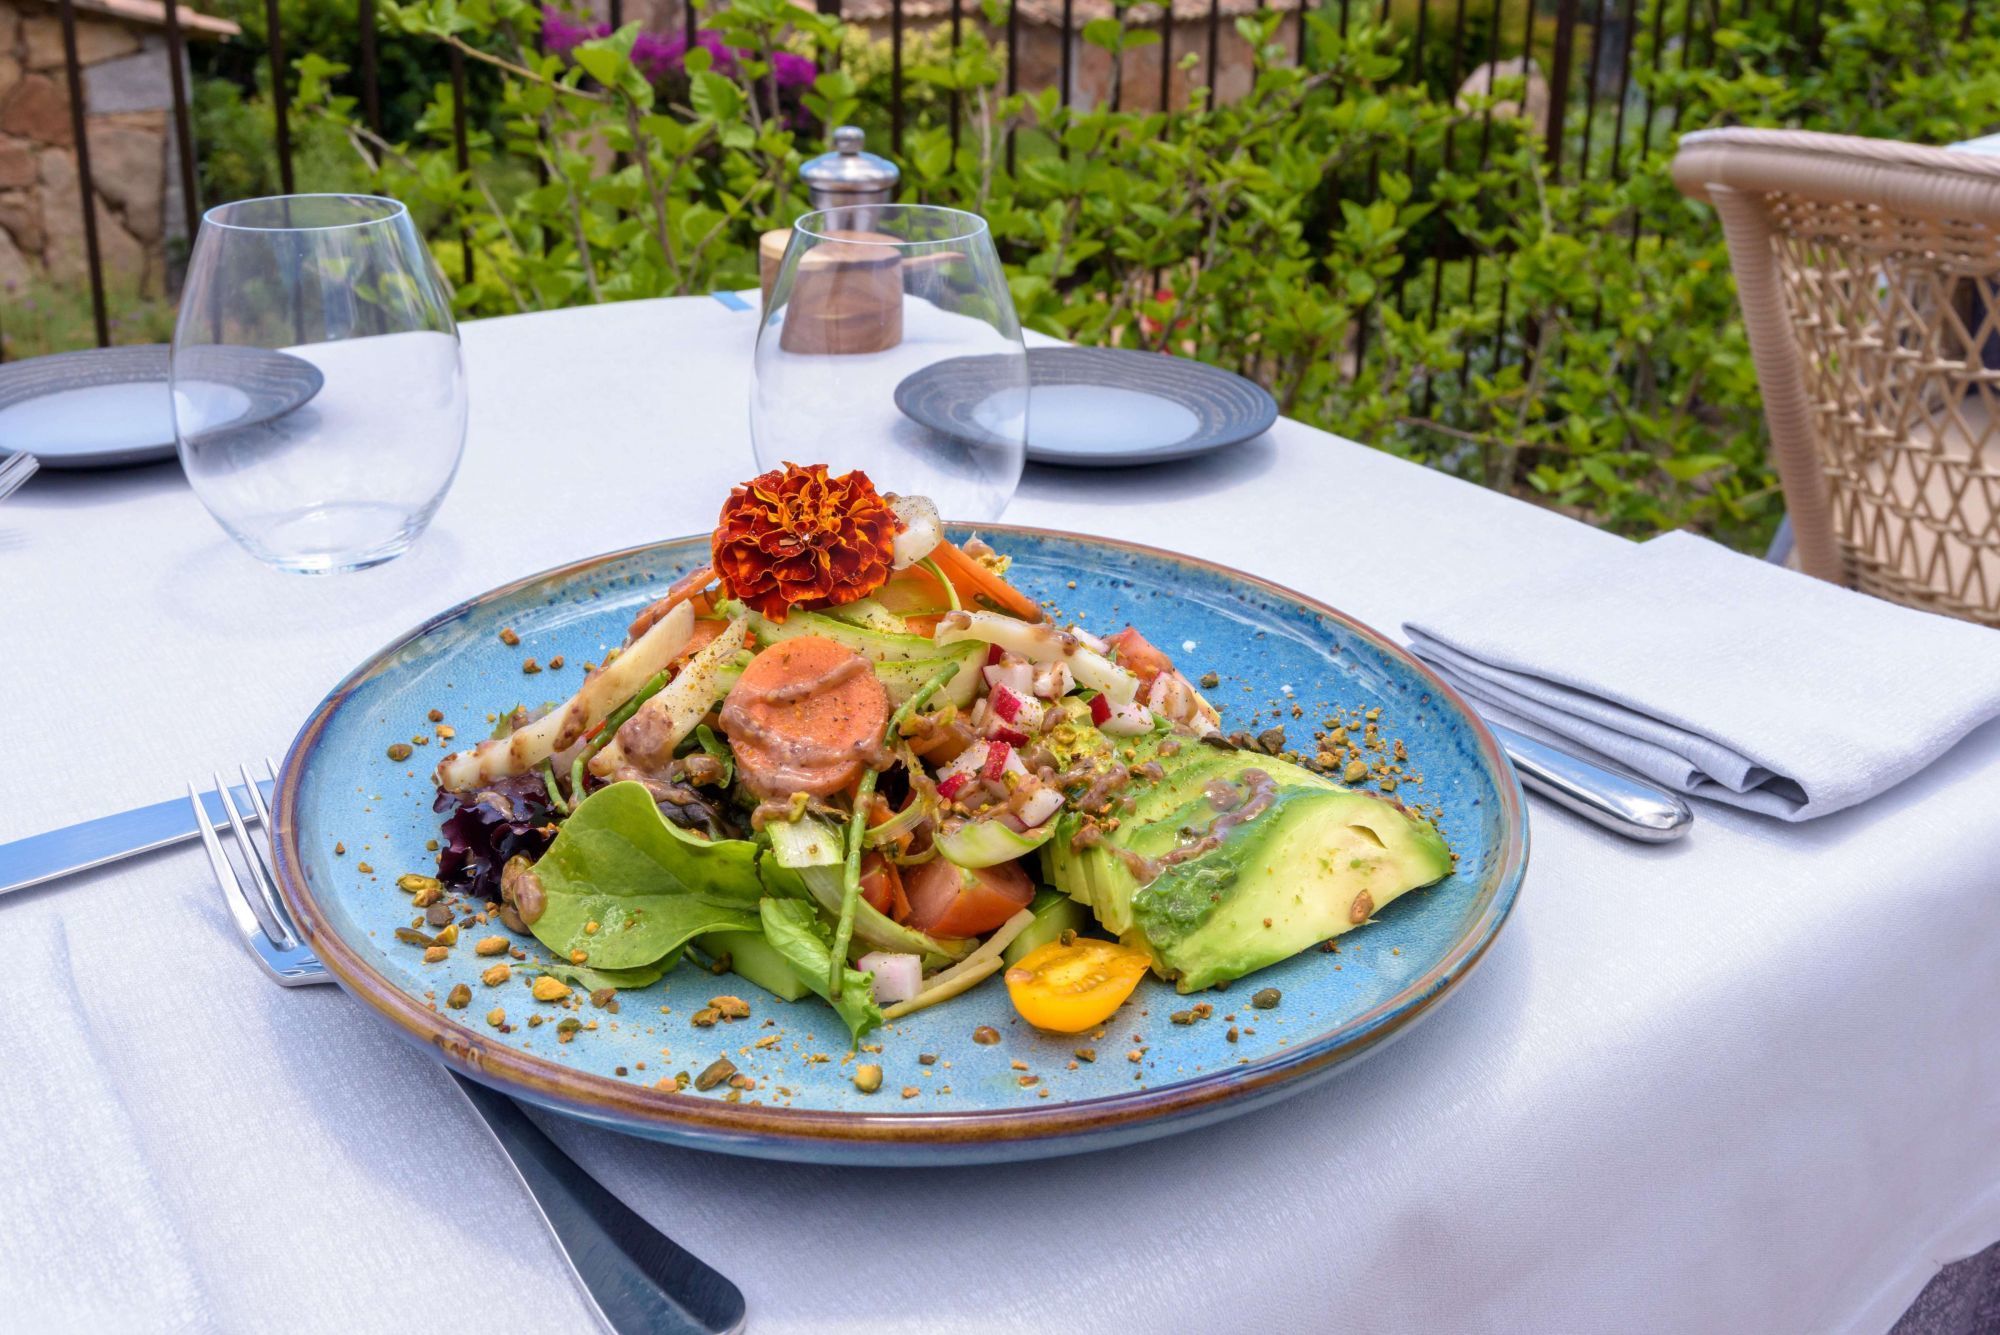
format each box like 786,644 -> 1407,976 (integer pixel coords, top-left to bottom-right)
11,0 -> 1831,366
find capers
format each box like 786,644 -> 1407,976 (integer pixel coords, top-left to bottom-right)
1251,987 -> 1282,1010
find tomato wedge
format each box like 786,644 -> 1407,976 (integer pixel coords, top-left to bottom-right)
1004,938 -> 1153,1033
904,855 -> 1034,937
1104,625 -> 1175,687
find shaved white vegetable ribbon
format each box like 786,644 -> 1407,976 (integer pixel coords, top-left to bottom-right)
434,601 -> 694,792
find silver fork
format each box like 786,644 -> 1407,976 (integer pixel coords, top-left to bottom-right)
0,451 -> 39,504
192,762 -> 746,1335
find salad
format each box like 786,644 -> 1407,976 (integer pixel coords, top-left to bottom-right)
428,463 -> 1451,1049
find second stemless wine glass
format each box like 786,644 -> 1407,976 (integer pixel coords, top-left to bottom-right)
751,205 -> 1026,520
172,194 -> 467,574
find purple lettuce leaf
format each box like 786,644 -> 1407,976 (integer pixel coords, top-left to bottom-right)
433,774 -> 559,901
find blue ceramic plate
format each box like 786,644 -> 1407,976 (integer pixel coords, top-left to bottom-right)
274,527 -> 1527,1166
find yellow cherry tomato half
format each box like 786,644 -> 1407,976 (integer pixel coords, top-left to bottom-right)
1003,939 -> 1153,1034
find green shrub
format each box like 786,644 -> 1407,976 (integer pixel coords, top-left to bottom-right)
280,0 -> 1999,554
0,276 -> 176,360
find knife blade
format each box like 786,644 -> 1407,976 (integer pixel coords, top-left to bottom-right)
1486,720 -> 1693,842
0,782 -> 273,898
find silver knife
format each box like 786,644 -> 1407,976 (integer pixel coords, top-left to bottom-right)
1487,721 -> 1693,842
0,782 -> 272,898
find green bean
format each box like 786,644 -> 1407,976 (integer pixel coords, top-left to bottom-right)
564,669 -> 671,807
827,662 -> 963,998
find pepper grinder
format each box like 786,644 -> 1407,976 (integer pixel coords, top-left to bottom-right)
762,128 -> 904,355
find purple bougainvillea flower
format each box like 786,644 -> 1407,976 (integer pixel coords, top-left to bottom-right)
772,50 -> 817,89
540,11 -> 816,92
541,6 -> 608,57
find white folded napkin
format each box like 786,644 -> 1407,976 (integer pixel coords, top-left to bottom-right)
1403,530 -> 2000,820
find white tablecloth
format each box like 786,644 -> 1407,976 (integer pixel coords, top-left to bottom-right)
5,296 -> 1997,1335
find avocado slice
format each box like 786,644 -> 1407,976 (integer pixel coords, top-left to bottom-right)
1044,744 -> 1451,992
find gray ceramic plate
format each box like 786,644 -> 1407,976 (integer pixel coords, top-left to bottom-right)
0,344 -> 325,469
895,346 -> 1279,468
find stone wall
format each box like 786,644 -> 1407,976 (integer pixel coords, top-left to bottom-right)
0,0 -> 188,298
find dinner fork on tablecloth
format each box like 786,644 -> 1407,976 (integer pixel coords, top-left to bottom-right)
190,761 -> 745,1335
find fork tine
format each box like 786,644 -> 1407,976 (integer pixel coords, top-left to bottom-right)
189,781 -> 269,945
212,770 -> 295,948
235,761 -> 302,942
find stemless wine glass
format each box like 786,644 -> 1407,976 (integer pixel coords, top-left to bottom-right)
172,195 -> 467,574
751,204 -> 1026,520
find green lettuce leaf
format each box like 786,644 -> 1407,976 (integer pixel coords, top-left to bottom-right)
756,897 -> 883,1042
528,782 -> 761,970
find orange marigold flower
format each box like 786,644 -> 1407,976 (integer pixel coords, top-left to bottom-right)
712,463 -> 897,619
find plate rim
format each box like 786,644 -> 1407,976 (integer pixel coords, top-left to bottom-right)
896,346 -> 1280,467
273,524 -> 1528,1151
0,342 -> 326,469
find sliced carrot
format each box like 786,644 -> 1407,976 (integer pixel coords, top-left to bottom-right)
720,635 -> 890,799
626,564 -> 715,642
859,851 -> 911,923
673,617 -> 726,667
928,541 -> 1044,622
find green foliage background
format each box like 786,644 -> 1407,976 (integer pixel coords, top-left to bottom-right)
57,0 -> 2000,552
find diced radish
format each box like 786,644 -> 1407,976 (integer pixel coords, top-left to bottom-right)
990,724 -> 1029,746
968,697 -> 989,732
980,740 -> 1011,782
983,661 -> 1034,697
986,643 -> 1004,666
1089,693 -> 1111,726
1071,626 -> 1109,654
987,684 -> 1044,735
1018,786 -> 1065,828
1032,663 -> 1073,699
1100,699 -> 1154,736
858,951 -> 923,1005
936,772 -> 971,802
937,742 -> 987,788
